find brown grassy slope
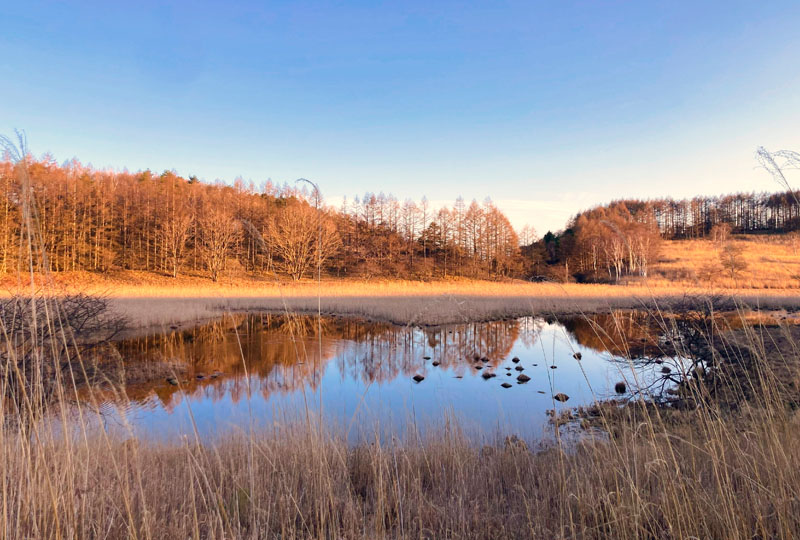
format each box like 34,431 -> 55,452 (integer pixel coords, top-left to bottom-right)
650,234 -> 800,288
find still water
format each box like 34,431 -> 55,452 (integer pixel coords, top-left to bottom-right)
87,312 -> 680,442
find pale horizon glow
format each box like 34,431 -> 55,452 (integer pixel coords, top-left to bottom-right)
3,1 -> 800,233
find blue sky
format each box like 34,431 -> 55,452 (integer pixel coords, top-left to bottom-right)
2,1 -> 800,233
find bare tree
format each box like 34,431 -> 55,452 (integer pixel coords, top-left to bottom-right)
720,242 -> 747,284
266,203 -> 340,280
198,203 -> 239,282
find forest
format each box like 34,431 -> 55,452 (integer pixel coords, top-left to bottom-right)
3,156 -> 800,283
0,157 -> 520,281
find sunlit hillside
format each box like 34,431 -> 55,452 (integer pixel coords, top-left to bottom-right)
649,234 -> 800,289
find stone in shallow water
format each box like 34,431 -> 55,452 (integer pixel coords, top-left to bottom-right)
554,393 -> 570,402
517,373 -> 531,383
412,374 -> 425,383
550,365 -> 557,369
615,381 -> 627,394
482,372 -> 496,380
423,356 -> 431,360
432,361 -> 440,367
501,382 -> 512,389
512,357 -> 520,363
515,366 -> 524,371
661,366 -> 672,374
573,352 -> 582,360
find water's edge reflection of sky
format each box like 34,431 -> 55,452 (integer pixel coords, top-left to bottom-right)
85,313 -> 677,443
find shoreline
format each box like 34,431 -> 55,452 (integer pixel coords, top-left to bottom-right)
5,273 -> 800,332
108,288 -> 800,336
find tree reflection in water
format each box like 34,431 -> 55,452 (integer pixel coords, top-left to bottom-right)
111,314 -> 533,409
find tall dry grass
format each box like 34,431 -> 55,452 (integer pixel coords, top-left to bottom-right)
3,311 -> 800,539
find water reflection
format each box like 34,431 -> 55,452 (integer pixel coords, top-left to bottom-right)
89,312 -> 684,441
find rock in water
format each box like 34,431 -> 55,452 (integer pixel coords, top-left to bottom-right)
517,373 -> 531,383
554,393 -> 570,402
661,366 -> 672,374
615,381 -> 627,394
412,374 -> 425,383
482,372 -> 496,380
432,361 -> 440,367
423,356 -> 431,360
512,357 -> 520,363
573,352 -> 582,360
550,365 -> 557,369
501,382 -> 513,388
515,365 -> 524,371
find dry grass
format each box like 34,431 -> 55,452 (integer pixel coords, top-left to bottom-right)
5,314 -> 800,539
5,271 -> 800,331
651,234 -> 800,289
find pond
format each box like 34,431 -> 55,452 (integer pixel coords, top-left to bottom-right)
82,312 -> 686,443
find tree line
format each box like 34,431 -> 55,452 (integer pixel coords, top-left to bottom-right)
526,190 -> 800,283
4,155 -> 800,284
0,157 -> 520,281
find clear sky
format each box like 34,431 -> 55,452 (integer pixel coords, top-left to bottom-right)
2,1 -> 800,233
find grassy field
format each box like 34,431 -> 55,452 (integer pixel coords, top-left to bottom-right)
651,234 -> 800,288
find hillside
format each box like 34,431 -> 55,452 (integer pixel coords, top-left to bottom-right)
649,234 -> 800,289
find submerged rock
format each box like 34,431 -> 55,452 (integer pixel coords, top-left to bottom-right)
554,393 -> 570,402
517,373 -> 531,383
423,356 -> 431,360
432,361 -> 441,367
515,365 -> 524,372
550,365 -> 557,369
615,381 -> 627,394
482,372 -> 496,380
512,357 -> 520,364
501,382 -> 513,389
412,374 -> 425,383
